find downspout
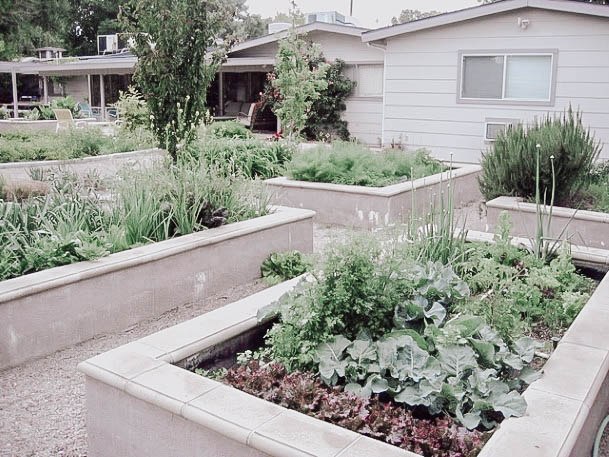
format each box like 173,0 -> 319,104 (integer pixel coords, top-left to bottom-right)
367,41 -> 387,148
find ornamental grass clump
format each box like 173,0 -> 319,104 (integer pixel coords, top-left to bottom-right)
287,142 -> 445,187
195,137 -> 293,179
0,161 -> 269,281
478,107 -> 601,206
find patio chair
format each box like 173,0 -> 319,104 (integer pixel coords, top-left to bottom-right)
236,103 -> 256,128
53,109 -> 87,133
77,102 -> 94,118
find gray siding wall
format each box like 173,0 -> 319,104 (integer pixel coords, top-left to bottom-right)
382,8 -> 609,162
230,31 -> 384,144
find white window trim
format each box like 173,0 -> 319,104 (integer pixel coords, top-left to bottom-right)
346,63 -> 384,99
457,50 -> 558,106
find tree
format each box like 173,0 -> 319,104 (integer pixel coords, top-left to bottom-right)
0,0 -> 70,60
272,28 -> 328,141
120,0 -> 242,160
391,9 -> 441,25
67,0 -> 123,56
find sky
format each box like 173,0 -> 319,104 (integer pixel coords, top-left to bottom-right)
246,0 -> 481,29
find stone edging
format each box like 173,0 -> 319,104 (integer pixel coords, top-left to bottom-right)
486,196 -> 609,250
0,206 -> 314,369
79,235 -> 609,457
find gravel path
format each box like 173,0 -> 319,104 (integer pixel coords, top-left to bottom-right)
2,215 -> 609,457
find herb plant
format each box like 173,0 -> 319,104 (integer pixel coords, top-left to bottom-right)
261,251 -> 311,285
478,107 -> 601,206
286,143 -> 445,187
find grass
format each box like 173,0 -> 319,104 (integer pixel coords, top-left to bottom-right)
0,127 -> 154,163
286,142 -> 445,187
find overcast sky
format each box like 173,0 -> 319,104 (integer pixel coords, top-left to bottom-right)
246,0 -> 480,29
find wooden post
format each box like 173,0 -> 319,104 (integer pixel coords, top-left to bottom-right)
99,74 -> 106,121
87,74 -> 92,104
43,76 -> 49,104
11,69 -> 18,118
218,70 -> 224,116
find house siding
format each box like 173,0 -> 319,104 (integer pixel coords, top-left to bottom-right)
382,8 -> 609,162
229,31 -> 384,144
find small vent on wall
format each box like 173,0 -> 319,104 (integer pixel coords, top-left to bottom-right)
485,119 -> 519,141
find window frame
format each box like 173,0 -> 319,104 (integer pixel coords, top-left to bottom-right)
457,50 -> 558,106
343,63 -> 384,99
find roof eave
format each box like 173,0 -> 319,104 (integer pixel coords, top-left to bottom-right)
362,0 -> 609,43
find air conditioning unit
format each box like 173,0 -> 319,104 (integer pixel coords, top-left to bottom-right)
97,34 -> 119,55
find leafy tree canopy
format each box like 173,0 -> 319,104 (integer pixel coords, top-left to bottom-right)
391,9 -> 442,25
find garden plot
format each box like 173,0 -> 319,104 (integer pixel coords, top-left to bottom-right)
80,232 -> 609,457
266,143 -> 481,228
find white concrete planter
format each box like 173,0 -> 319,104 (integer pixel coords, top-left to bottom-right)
80,236 -> 609,457
486,196 -> 609,250
0,206 -> 314,369
0,148 -> 164,184
266,165 -> 482,228
0,119 -> 58,133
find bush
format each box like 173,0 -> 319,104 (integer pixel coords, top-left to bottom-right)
479,108 -> 601,206
207,120 -> 253,140
287,142 -> 445,186
116,87 -> 150,132
196,138 -> 293,179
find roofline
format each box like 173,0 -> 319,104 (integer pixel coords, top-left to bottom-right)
231,22 -> 369,54
362,0 -> 609,43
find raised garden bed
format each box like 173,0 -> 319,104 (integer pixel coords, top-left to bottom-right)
79,234 -> 609,457
266,165 -> 482,228
487,196 -> 609,250
0,148 -> 163,185
0,206 -> 314,369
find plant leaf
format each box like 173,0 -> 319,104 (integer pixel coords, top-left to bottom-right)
437,345 -> 478,378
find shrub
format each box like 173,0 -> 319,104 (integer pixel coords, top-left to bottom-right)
287,143 -> 445,186
479,108 -> 601,206
303,58 -> 355,142
207,120 -> 253,140
585,162 -> 609,213
115,86 -> 150,132
196,138 -> 293,179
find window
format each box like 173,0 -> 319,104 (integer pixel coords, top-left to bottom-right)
460,52 -> 555,103
343,64 -> 383,98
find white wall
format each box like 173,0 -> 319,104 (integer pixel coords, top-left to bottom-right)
382,8 -> 609,162
229,31 -> 385,144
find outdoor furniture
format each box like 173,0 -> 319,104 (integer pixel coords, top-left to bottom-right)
77,102 -> 94,118
52,108 -> 87,133
236,102 -> 256,127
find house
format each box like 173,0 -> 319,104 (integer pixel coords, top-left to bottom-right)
213,21 -> 385,143
362,0 -> 609,162
1,17 -> 385,141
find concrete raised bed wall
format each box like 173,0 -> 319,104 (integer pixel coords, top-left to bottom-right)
266,165 -> 482,229
80,240 -> 609,457
0,206 -> 314,369
486,196 -> 609,250
0,119 -> 58,133
0,148 -> 164,185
